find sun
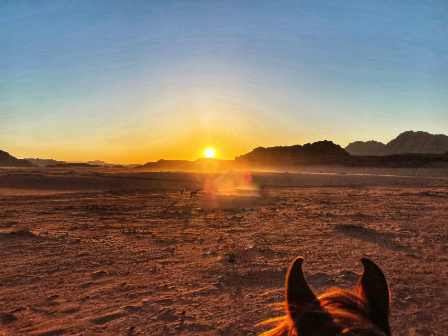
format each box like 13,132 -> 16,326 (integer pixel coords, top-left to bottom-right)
204,148 -> 216,158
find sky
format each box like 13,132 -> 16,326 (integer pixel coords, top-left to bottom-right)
1,0 -> 447,164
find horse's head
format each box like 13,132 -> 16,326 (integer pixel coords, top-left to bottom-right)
259,257 -> 391,336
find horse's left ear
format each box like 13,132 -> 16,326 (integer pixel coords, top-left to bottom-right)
286,257 -> 337,336
357,258 -> 391,336
286,257 -> 318,316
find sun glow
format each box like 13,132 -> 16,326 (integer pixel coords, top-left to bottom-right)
204,148 -> 216,158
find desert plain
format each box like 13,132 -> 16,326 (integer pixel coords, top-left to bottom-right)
1,167 -> 447,336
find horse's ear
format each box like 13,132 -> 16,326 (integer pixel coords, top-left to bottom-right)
357,258 -> 391,336
286,257 -> 336,335
286,257 -> 318,316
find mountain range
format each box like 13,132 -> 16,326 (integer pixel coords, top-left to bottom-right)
23,159 -> 140,168
345,131 -> 448,156
2,131 -> 447,169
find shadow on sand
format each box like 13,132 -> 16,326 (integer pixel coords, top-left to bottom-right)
334,224 -> 411,252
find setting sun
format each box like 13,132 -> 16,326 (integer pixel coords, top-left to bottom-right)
204,148 -> 216,158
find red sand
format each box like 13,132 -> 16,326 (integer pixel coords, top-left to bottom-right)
0,167 -> 447,335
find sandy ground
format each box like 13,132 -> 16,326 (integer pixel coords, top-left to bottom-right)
1,167 -> 447,335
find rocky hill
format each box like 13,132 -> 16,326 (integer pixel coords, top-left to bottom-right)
345,131 -> 448,156
345,141 -> 386,156
235,140 -> 350,166
382,131 -> 448,155
0,150 -> 37,167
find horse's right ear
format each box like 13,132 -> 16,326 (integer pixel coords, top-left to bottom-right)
357,258 -> 391,336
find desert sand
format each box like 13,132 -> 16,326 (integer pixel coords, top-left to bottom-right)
1,167 -> 447,335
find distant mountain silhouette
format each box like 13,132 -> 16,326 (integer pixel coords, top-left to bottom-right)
25,158 -> 136,168
126,164 -> 141,168
235,140 -> 350,166
46,163 -> 101,168
137,141 -> 351,171
6,135 -> 448,171
81,160 -> 135,168
346,131 -> 448,156
136,158 -> 234,172
86,160 -> 114,167
87,161 -> 138,168
381,131 -> 448,155
0,150 -> 37,167
236,140 -> 447,168
26,158 -> 67,167
345,141 -> 386,156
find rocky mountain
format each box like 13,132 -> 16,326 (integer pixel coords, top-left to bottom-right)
0,150 -> 37,167
382,131 -> 448,155
25,158 -> 67,167
235,140 -> 350,166
345,131 -> 448,156
344,141 -> 386,156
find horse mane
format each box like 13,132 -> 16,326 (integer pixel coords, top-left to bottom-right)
258,290 -> 386,336
257,257 -> 391,336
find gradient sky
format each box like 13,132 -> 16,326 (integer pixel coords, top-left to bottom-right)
1,0 -> 447,164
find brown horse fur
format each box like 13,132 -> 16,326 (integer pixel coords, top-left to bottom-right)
258,257 -> 391,336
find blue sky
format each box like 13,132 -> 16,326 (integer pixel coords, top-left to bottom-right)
1,0 -> 447,163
